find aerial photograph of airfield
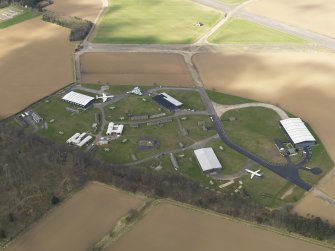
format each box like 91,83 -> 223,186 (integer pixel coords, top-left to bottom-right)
1,0 -> 335,250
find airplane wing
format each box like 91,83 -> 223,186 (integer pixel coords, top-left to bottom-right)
250,173 -> 255,179
102,97 -> 107,102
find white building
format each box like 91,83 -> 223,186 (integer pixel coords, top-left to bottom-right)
279,118 -> 316,148
106,122 -> 124,136
66,132 -> 92,147
62,91 -> 95,108
194,148 -> 222,173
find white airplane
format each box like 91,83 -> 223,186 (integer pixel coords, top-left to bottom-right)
245,169 -> 263,179
127,87 -> 143,96
96,93 -> 114,102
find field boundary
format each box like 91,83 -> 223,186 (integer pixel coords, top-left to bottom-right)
151,199 -> 335,249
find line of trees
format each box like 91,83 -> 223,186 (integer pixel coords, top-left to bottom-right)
0,123 -> 334,246
42,11 -> 93,41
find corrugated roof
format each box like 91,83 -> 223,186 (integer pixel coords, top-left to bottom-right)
280,118 -> 316,145
194,148 -> 222,172
62,91 -> 94,107
161,92 -> 183,107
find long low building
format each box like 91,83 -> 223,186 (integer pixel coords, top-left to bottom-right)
279,118 -> 316,149
62,91 -> 95,108
194,148 -> 222,173
152,92 -> 183,111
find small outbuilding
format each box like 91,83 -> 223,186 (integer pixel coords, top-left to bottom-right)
194,147 -> 222,173
279,118 -> 316,149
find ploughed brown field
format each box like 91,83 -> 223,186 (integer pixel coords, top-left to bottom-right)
5,182 -> 144,251
46,0 -> 102,22
80,52 -> 195,86
245,0 -> 335,38
106,202 -> 332,251
0,18 -> 75,118
193,52 -> 335,220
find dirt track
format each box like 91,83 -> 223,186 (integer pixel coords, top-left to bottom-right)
46,0 -> 102,22
5,182 -> 144,251
80,52 -> 195,86
245,0 -> 335,38
107,202 -> 332,251
0,18 -> 75,118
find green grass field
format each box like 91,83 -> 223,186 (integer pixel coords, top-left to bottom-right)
92,0 -> 222,44
222,107 -> 288,163
96,121 -> 194,163
209,18 -> 307,44
104,94 -> 168,121
163,90 -> 205,111
33,97 -> 99,142
206,89 -> 255,105
180,115 -> 216,141
0,5 -> 39,29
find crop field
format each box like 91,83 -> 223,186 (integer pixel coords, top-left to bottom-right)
245,0 -> 335,38
209,18 -> 306,44
0,5 -> 39,29
92,0 -> 222,44
219,0 -> 246,4
46,0 -> 102,22
0,18 -> 75,118
80,52 -> 194,86
106,202 -> 332,251
193,51 -> 335,219
5,182 -> 144,251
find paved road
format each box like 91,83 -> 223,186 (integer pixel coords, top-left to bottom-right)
197,88 -> 312,190
194,0 -> 335,50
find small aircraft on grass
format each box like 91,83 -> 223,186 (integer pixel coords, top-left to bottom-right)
245,169 -> 263,179
96,93 -> 114,103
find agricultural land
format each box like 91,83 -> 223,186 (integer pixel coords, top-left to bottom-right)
2,0 -> 335,249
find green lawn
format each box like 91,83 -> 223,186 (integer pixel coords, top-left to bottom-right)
96,121 -> 193,164
0,5 -> 39,29
92,0 -> 222,44
222,107 -> 288,164
180,115 -> 216,141
207,89 -> 255,105
163,90 -> 205,111
104,94 -> 168,121
209,18 -> 307,44
207,139 -> 248,176
33,97 -> 99,142
298,143 -> 334,186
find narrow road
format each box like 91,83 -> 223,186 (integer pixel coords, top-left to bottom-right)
212,101 -> 289,120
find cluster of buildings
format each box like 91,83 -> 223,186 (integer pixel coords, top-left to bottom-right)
106,122 -> 124,136
66,132 -> 92,148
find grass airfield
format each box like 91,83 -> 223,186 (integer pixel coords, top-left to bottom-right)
92,0 -> 222,44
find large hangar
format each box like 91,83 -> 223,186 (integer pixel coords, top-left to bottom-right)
280,118 -> 316,149
62,91 -> 95,108
152,92 -> 183,111
194,147 -> 222,173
